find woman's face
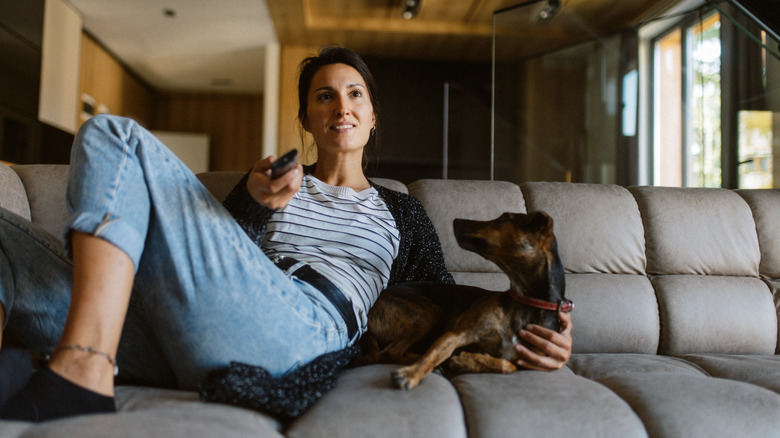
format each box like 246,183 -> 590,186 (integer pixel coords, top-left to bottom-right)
304,63 -> 376,156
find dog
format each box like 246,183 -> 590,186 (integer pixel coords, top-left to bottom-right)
354,211 -> 572,390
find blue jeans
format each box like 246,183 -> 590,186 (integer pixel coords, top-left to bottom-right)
0,114 -> 350,390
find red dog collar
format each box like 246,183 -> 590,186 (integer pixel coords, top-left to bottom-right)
509,293 -> 574,313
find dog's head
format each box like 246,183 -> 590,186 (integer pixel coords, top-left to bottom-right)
453,211 -> 565,301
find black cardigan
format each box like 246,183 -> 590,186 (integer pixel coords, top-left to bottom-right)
201,170 -> 455,419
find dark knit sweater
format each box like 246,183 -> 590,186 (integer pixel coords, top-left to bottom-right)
201,169 -> 454,418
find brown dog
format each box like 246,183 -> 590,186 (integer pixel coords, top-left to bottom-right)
354,211 -> 572,390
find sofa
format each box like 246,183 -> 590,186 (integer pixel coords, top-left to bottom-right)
1,162 -> 780,438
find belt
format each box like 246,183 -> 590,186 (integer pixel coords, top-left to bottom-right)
272,255 -> 359,340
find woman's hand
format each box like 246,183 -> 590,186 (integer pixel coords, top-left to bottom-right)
514,310 -> 572,371
246,156 -> 303,209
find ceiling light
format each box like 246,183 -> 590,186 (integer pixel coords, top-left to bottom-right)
402,0 -> 421,20
537,0 -> 561,23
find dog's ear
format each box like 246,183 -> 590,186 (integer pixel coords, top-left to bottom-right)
526,211 -> 553,234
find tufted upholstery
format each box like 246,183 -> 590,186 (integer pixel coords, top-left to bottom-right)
2,162 -> 780,438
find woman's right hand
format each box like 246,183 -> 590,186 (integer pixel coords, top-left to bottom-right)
246,156 -> 303,209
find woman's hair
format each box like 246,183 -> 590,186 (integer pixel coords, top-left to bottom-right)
296,46 -> 381,168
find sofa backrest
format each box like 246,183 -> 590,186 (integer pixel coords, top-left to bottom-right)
409,179 -> 780,356
3,164 -> 778,356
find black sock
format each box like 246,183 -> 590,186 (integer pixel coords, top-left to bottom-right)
0,348 -> 33,410
0,367 -> 115,422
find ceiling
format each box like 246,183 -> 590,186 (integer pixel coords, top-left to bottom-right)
66,0 -> 676,94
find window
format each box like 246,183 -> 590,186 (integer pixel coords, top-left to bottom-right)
652,11 -> 722,187
648,3 -> 779,189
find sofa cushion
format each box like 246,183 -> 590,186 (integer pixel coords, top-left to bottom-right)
568,353 -> 708,380
521,182 -> 646,275
630,186 -> 760,276
0,163 -> 31,221
737,189 -> 780,279
567,274 -> 659,354
452,370 -> 647,438
195,172 -> 409,204
285,364 -> 466,438
768,278 -> 780,353
677,354 -> 780,394
5,386 -> 284,438
653,275 -> 776,355
370,177 -> 408,194
597,373 -> 780,438
196,171 -> 245,203
408,179 -> 525,290
12,165 -> 71,241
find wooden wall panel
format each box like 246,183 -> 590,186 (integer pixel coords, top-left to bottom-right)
78,34 -> 155,128
278,45 -> 319,164
154,92 -> 264,171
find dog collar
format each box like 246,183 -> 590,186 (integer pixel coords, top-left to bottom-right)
509,293 -> 574,313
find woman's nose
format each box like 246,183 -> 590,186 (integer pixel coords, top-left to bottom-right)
335,96 -> 350,116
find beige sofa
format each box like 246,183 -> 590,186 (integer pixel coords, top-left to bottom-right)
2,163 -> 780,438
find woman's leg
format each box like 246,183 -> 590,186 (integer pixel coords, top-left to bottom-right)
0,207 -> 78,417
0,208 -> 74,350
3,114 -> 350,417
47,232 -> 134,397
64,115 -> 349,389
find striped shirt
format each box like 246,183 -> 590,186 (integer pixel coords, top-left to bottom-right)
262,175 -> 400,330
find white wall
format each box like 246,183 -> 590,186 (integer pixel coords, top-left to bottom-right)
152,131 -> 211,174
38,0 -> 82,134
262,42 -> 280,158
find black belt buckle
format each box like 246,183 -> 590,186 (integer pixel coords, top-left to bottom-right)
272,255 -> 358,339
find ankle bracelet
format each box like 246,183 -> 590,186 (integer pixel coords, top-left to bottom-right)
55,344 -> 119,376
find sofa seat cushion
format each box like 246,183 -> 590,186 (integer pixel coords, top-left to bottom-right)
598,373 -> 780,438
568,354 -> 709,380
285,364 -> 466,438
452,370 -> 647,438
677,354 -> 780,394
2,386 -> 283,438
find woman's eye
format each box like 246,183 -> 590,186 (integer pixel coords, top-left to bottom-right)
350,90 -> 362,98
317,93 -> 332,101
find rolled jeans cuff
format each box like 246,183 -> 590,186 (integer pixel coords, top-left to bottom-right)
65,212 -> 146,269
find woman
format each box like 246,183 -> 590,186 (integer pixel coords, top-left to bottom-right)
0,46 -> 572,422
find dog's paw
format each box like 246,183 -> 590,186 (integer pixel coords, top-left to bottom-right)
447,352 -> 518,374
391,366 -> 421,390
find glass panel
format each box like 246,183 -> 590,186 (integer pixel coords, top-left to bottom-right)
493,0 -> 780,188
654,28 -> 683,187
739,110 -> 774,188
686,13 -> 721,187
492,2 -> 622,184
727,20 -> 780,188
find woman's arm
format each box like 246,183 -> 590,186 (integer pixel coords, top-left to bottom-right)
222,157 -> 301,246
245,156 -> 302,210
